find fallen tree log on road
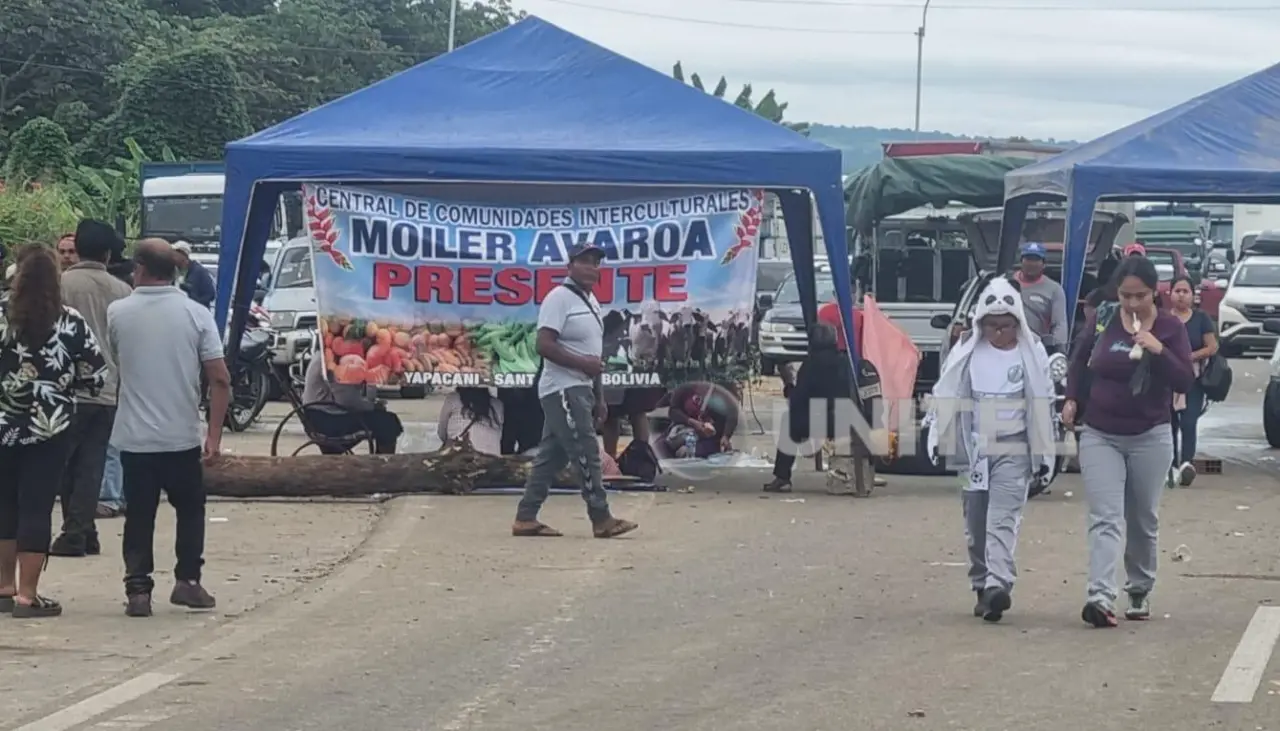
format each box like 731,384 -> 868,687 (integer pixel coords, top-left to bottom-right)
204,441 -> 580,498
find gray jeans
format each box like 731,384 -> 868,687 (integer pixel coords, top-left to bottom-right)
1079,424 -> 1174,606
516,385 -> 611,524
962,445 -> 1032,593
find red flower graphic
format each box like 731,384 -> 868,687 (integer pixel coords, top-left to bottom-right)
721,189 -> 763,265
305,195 -> 355,272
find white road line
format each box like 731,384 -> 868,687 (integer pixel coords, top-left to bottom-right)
1211,606 -> 1280,704
9,499 -> 429,731
11,674 -> 180,731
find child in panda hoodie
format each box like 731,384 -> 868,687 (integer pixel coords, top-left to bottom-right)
924,277 -> 1057,622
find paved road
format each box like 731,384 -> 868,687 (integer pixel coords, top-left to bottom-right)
6,369 -> 1280,731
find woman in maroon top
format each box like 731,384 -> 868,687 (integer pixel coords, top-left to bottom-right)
1063,256 -> 1194,628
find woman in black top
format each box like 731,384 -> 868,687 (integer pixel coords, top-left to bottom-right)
1167,275 -> 1218,486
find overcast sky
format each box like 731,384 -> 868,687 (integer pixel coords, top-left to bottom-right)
509,0 -> 1280,140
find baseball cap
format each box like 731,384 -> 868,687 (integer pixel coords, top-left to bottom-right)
567,241 -> 604,260
1123,242 -> 1146,257
172,240 -> 192,255
1019,242 -> 1046,259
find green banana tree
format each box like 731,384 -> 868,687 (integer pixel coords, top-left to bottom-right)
672,62 -> 810,135
61,137 -> 176,239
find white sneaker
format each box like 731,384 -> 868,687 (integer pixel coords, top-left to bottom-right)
1178,461 -> 1197,487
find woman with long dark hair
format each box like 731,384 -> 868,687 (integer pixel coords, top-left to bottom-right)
1167,275 -> 1217,486
437,387 -> 505,455
0,246 -> 106,618
1063,255 -> 1193,628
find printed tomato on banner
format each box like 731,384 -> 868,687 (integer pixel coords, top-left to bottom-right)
301,184 -> 763,390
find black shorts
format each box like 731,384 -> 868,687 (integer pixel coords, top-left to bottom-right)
606,388 -> 666,421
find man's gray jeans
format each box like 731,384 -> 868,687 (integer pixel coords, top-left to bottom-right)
516,385 -> 611,524
1078,424 -> 1173,606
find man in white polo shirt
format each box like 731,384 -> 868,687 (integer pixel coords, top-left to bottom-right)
512,241 -> 638,539
108,239 -> 231,617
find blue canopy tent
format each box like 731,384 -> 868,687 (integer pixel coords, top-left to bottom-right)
215,16 -> 855,371
1001,62 -> 1280,327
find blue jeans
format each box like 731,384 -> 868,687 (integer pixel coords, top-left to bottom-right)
100,444 -> 124,509
1171,384 -> 1204,466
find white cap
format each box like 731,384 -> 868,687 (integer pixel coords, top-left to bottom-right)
172,241 -> 192,255
5,264 -> 14,280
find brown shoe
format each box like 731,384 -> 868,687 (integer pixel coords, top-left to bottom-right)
593,518 -> 638,539
126,593 -> 152,617
170,581 -> 216,610
512,521 -> 563,537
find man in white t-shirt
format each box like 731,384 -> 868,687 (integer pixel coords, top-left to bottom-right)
924,277 -> 1055,624
512,242 -> 638,539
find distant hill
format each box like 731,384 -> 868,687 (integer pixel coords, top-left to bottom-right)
806,123 -> 1078,174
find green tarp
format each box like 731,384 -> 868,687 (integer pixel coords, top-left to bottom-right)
843,155 -> 1035,235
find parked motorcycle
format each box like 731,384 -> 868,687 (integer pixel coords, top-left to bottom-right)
209,304 -> 275,433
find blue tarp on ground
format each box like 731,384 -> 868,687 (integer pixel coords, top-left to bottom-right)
216,16 -> 855,365
1002,62 -> 1280,324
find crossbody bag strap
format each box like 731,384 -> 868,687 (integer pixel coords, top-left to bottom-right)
559,281 -> 602,327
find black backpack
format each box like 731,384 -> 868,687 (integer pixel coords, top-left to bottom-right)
1199,353 -> 1233,402
617,440 -> 661,483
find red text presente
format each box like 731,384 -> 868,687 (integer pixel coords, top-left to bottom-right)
370,264 -> 689,306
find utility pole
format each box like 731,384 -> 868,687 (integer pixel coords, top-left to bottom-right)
448,0 -> 459,52
914,0 -> 932,135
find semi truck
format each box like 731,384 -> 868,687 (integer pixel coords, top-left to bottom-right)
140,162 -> 299,283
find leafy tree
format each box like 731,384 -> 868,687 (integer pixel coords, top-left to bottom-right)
0,0 -> 161,141
186,0 -> 409,133
672,62 -> 809,135
366,0 -> 523,59
64,138 -> 174,238
3,116 -> 73,182
85,44 -> 252,164
143,0 -> 273,16
0,183 -> 81,247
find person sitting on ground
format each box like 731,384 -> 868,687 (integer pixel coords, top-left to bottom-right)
763,322 -> 853,494
437,387 -> 505,456
301,353 -> 403,454
664,381 -> 739,458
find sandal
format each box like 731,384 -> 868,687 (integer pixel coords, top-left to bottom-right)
0,594 -> 13,613
593,518 -> 638,539
512,522 -> 563,537
762,478 -> 793,493
12,595 -> 62,618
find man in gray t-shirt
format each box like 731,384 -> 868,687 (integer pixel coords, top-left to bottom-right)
1013,242 -> 1069,351
108,239 -> 231,617
513,241 -> 638,539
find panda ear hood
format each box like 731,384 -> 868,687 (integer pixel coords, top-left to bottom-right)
974,277 -> 1026,325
